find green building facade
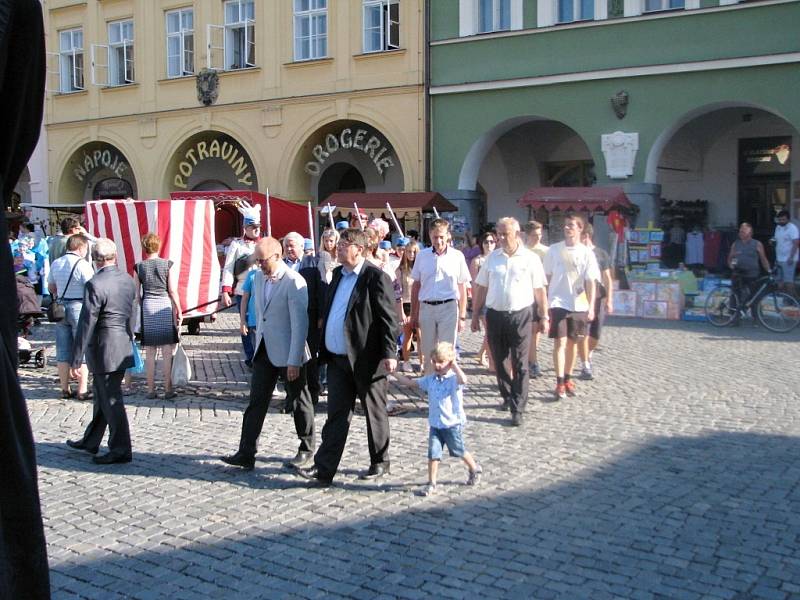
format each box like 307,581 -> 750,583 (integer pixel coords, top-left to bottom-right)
429,0 -> 800,243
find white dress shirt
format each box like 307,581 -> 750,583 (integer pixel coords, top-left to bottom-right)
475,244 -> 545,312
410,245 -> 471,301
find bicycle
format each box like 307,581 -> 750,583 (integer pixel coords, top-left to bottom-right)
704,267 -> 800,333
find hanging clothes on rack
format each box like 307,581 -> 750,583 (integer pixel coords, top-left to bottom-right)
704,230 -> 722,270
685,230 -> 704,265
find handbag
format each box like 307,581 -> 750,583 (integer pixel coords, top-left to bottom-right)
129,341 -> 145,374
171,341 -> 192,387
47,258 -> 82,322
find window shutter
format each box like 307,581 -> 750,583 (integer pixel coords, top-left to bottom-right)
90,44 -> 109,86
207,24 -> 225,70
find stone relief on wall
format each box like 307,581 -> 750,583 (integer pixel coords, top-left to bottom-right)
601,131 -> 639,179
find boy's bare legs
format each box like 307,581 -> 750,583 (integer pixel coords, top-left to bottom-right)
428,459 -> 439,485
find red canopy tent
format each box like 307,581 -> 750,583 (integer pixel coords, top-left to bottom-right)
170,190 -> 310,240
518,186 -> 632,213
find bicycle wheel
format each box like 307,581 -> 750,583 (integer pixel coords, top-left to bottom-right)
756,291 -> 800,333
705,285 -> 739,327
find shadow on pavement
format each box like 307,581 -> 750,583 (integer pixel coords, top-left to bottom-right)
44,431 -> 800,598
607,316 -> 800,342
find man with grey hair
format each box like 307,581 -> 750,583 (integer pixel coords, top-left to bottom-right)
284,231 -> 318,271
471,217 -> 548,426
66,238 -> 137,464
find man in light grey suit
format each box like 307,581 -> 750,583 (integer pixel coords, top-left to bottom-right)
66,238 -> 137,464
221,237 -> 314,470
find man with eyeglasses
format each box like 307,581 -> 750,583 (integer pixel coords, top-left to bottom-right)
471,218 -> 547,427
296,228 -> 398,486
221,237 -> 315,471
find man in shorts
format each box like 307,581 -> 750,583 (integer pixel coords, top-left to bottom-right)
543,214 -> 599,401
577,223 -> 613,380
773,210 -> 799,296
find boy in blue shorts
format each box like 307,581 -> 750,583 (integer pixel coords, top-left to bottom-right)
393,342 -> 482,496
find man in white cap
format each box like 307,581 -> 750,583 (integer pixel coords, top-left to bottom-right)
221,200 -> 262,365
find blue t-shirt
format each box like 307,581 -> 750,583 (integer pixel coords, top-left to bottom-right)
417,372 -> 466,429
240,270 -> 258,327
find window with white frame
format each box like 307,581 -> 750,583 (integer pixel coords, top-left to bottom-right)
59,28 -> 84,92
223,0 -> 255,69
166,8 -> 194,77
107,20 -> 134,85
294,0 -> 328,61
363,0 -> 399,53
557,0 -> 594,22
478,0 -> 511,33
644,0 -> 684,11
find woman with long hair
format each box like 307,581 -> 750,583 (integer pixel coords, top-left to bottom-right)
317,228 -> 339,284
133,232 -> 182,399
469,231 -> 497,370
395,239 -> 420,372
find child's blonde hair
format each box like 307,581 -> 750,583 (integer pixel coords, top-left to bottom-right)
430,341 -> 456,363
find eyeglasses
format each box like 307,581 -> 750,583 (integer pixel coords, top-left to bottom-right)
483,239 -> 496,245
256,254 -> 279,264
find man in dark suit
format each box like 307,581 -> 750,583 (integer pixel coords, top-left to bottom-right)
66,238 -> 137,464
222,237 -> 314,470
296,228 -> 399,486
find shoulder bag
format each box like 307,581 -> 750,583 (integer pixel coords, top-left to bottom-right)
47,258 -> 82,323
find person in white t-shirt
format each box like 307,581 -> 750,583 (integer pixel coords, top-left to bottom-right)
773,210 -> 799,296
524,220 -> 549,379
543,214 -> 600,402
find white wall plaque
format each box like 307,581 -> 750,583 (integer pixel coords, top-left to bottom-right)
602,131 -> 639,179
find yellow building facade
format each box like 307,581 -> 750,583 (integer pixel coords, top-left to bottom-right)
45,0 -> 424,206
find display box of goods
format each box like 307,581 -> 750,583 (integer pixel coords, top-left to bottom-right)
656,282 -> 683,305
666,302 -> 682,320
642,300 -> 668,319
683,308 -> 707,322
612,290 -> 637,317
702,276 -> 721,291
630,282 -> 656,300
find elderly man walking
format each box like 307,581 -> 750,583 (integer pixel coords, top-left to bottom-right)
222,237 -> 314,470
471,217 -> 548,426
411,218 -> 470,374
66,238 -> 137,464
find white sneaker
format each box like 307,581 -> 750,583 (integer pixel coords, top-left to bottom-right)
580,363 -> 594,380
400,361 -> 413,373
420,482 -> 437,496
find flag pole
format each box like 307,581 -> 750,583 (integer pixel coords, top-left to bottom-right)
353,203 -> 365,230
265,188 -> 272,238
326,203 -> 335,230
307,202 -> 316,253
385,202 -> 404,238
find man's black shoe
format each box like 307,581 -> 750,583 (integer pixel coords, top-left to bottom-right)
295,466 -> 333,487
359,462 -> 390,480
284,451 -> 313,469
66,439 -> 98,454
92,452 -> 132,465
220,452 -> 255,470
511,412 -> 524,427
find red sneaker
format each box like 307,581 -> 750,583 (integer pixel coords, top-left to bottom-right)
554,383 -> 566,401
565,380 -> 577,397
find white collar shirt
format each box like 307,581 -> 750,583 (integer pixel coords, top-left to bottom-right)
475,244 -> 545,312
410,245 -> 471,301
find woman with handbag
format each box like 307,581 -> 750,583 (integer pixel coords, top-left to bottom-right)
46,234 -> 94,400
133,233 -> 182,399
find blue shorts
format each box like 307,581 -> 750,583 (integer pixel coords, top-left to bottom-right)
55,300 -> 84,363
428,425 -> 466,460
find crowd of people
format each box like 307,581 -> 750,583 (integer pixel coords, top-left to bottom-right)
34,200 -> 619,492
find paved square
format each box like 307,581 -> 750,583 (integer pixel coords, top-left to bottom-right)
22,313 -> 800,599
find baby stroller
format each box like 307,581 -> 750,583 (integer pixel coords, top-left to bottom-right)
17,274 -> 47,368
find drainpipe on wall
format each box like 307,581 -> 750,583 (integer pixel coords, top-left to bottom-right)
423,0 -> 431,192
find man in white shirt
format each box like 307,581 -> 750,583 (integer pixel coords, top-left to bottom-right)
471,217 -> 548,427
543,214 -> 600,402
773,210 -> 799,296
524,220 -> 549,379
411,219 -> 471,375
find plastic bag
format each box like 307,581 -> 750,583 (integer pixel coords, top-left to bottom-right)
171,343 -> 192,387
130,341 -> 145,374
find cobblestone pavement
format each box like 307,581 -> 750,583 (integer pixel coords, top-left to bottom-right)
21,312 -> 800,599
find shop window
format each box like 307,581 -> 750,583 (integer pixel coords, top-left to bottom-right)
294,0 -> 328,61
166,8 -> 194,77
208,0 -> 255,70
557,0 -> 594,22
58,28 -> 84,92
363,0 -> 399,53
91,20 -> 135,86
